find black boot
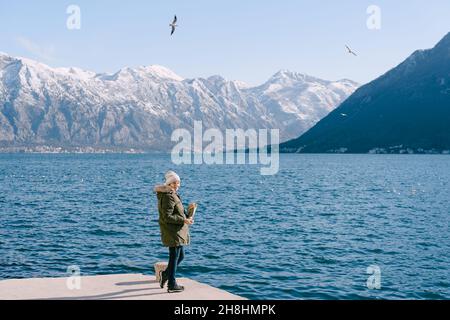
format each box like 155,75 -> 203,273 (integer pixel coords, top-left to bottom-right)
159,270 -> 168,288
167,283 -> 184,293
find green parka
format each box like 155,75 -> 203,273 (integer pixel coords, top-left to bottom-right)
154,185 -> 190,247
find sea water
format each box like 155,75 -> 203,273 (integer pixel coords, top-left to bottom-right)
0,153 -> 449,299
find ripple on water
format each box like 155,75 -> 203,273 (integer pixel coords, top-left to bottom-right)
88,229 -> 129,237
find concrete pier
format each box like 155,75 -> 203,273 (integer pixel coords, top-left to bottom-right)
0,273 -> 246,300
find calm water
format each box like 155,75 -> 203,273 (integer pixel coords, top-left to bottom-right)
0,153 -> 449,300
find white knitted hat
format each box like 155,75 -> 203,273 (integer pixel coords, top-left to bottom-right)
165,170 -> 180,185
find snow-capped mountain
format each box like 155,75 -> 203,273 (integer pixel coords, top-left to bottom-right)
251,70 -> 358,136
0,52 -> 358,151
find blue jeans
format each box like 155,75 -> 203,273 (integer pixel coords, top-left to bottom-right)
163,246 -> 185,287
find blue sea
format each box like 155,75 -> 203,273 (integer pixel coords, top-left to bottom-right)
0,153 -> 449,300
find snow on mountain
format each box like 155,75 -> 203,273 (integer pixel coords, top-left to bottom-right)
232,80 -> 251,89
0,53 -> 359,151
251,70 -> 359,133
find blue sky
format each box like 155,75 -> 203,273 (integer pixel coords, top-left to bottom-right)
0,0 -> 449,85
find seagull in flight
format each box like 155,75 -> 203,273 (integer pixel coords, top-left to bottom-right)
169,15 -> 178,36
345,45 -> 357,56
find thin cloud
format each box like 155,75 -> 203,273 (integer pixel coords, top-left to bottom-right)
15,36 -> 56,63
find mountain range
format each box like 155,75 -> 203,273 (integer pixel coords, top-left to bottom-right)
280,32 -> 450,154
0,53 -> 358,152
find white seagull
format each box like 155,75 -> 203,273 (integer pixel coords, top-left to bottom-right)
345,45 -> 357,56
169,15 -> 178,36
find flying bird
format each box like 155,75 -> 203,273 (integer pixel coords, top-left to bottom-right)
345,45 -> 357,56
169,15 -> 178,36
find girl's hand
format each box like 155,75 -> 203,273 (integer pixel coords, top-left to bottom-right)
184,218 -> 194,225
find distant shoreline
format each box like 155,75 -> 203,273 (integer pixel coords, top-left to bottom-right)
1,147 -> 449,155
0,146 -> 152,154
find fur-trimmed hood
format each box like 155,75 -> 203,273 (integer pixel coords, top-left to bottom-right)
154,184 -> 174,193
